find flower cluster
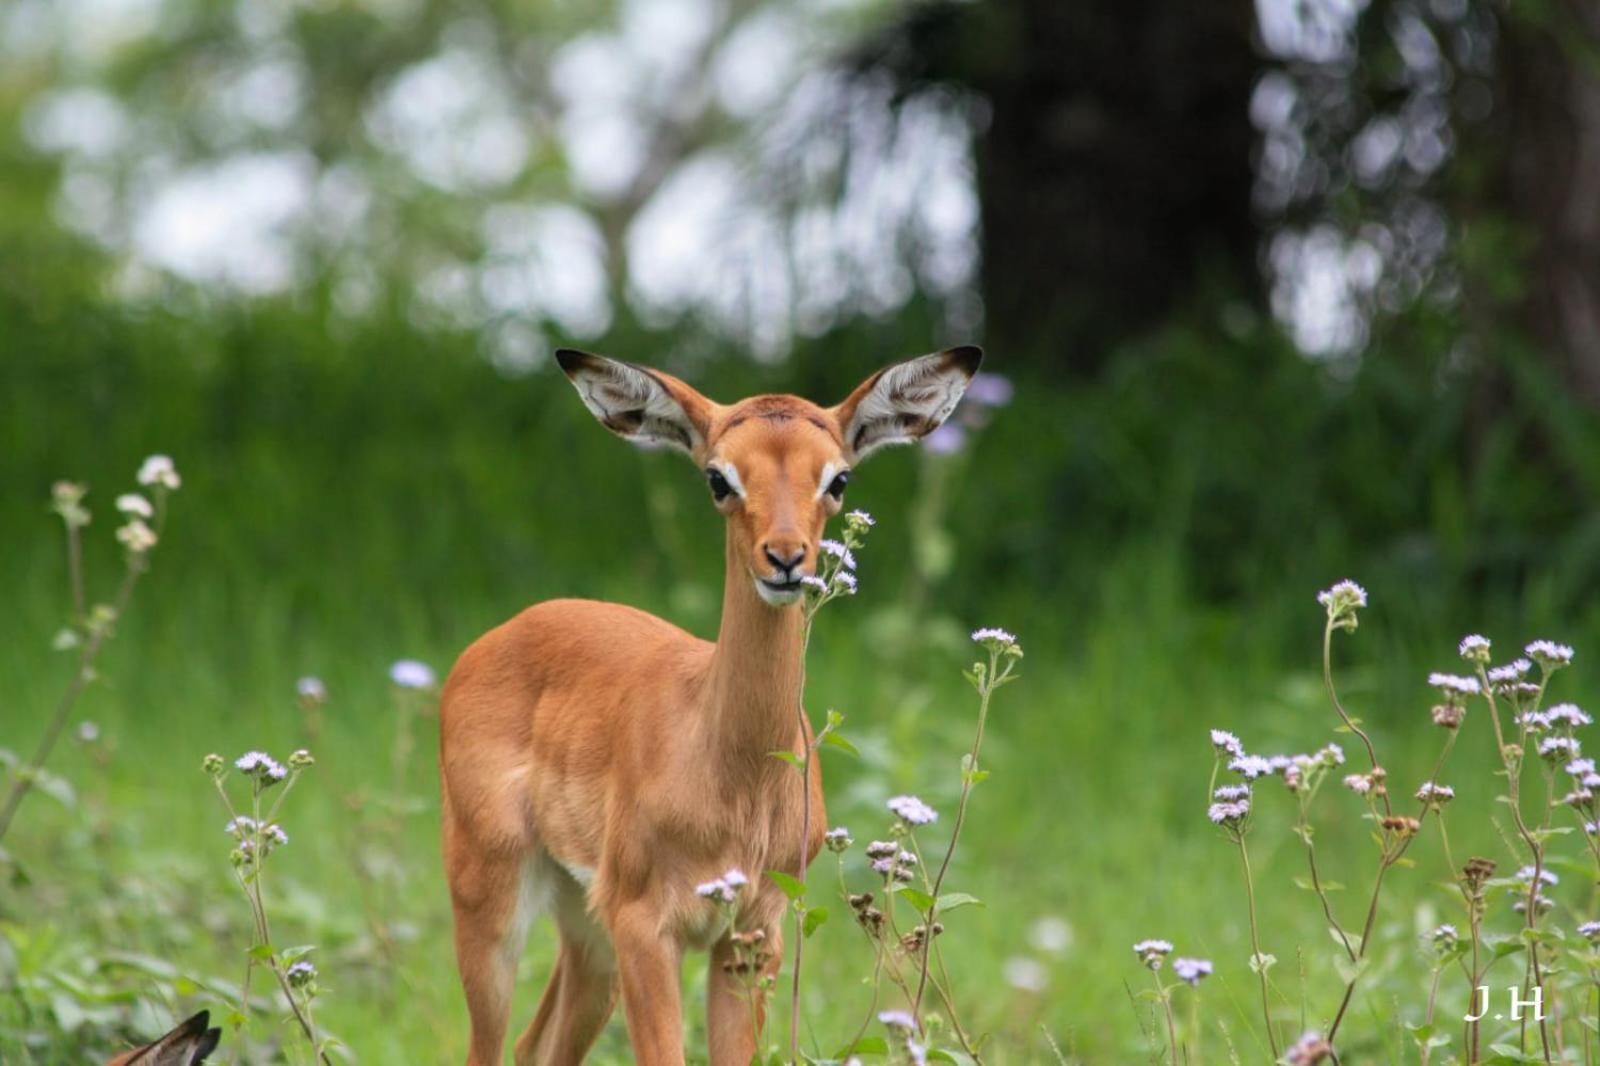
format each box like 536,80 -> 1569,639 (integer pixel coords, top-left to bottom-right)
1317,579 -> 1367,631
887,795 -> 938,827
971,627 -> 1017,649
285,960 -> 318,990
1210,729 -> 1244,758
1538,735 -> 1581,764
1132,938 -> 1174,971
296,676 -> 327,707
804,511 -> 872,603
137,454 -> 182,492
1171,957 -> 1213,987
694,868 -> 749,905
1428,672 -> 1481,701
235,750 -> 288,783
1459,634 -> 1492,662
1207,784 -> 1251,830
390,659 -> 436,689
1414,781 -> 1455,809
51,480 -> 90,528
865,840 -> 917,882
1526,640 -> 1575,669
824,826 -> 852,853
1513,865 -> 1560,914
1286,1031 -> 1332,1065
1488,659 -> 1532,685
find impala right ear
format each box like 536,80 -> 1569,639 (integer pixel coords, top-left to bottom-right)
831,346 -> 983,462
555,349 -> 713,457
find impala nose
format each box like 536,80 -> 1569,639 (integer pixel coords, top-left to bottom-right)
763,543 -> 807,576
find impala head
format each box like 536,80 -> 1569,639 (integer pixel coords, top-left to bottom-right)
556,346 -> 982,607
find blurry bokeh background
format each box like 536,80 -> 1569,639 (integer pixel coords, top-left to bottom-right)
3,0 -> 1599,1061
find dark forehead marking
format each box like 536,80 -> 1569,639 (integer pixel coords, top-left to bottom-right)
711,395 -> 841,448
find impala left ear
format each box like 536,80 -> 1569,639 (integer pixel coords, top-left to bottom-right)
555,349 -> 713,458
830,346 -> 983,462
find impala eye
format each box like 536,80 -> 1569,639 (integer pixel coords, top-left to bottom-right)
826,470 -> 850,500
707,468 -> 733,502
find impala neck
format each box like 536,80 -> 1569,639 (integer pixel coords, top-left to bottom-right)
705,528 -> 808,766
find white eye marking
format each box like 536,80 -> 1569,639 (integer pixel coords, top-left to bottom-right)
815,462 -> 840,501
713,460 -> 747,499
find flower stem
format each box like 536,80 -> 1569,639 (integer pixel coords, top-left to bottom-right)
0,561 -> 142,843
911,651 -> 1007,1026
1236,836 -> 1279,1058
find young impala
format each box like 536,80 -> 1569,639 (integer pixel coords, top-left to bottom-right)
439,345 -> 981,1065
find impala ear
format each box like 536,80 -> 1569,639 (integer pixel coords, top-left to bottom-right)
555,349 -> 713,457
831,346 -> 983,462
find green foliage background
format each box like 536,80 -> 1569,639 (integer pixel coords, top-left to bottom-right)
4,0 -> 1600,1062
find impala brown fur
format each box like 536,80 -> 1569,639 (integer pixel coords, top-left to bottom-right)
439,345 -> 981,1065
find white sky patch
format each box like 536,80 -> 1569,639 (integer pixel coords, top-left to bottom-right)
23,88 -> 130,160
551,33 -> 648,199
712,9 -> 801,118
620,0 -> 716,96
132,151 -> 315,294
1269,225 -> 1383,357
478,202 -> 612,337
1254,0 -> 1368,64
213,54 -> 306,133
367,47 -> 532,192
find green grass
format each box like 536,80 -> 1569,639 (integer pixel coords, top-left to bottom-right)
5,331 -> 1600,1063
6,482 -> 1599,1065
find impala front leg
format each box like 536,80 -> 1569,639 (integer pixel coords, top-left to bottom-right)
707,922 -> 783,1066
610,900 -> 687,1066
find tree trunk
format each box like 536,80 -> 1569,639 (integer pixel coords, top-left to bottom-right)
1496,2 -> 1600,403
972,0 -> 1261,378
856,0 -> 1263,381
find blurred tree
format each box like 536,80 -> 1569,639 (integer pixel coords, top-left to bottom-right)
1485,2 -> 1600,404
848,0 -> 1263,379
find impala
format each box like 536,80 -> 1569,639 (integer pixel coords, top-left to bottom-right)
439,345 -> 981,1065
105,1010 -> 220,1065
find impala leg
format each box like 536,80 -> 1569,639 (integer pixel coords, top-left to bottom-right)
515,890 -> 618,1066
446,818 -> 536,1066
706,923 -> 782,1066
609,901 -> 686,1066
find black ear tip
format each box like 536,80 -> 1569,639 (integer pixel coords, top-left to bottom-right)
554,348 -> 590,373
945,345 -> 984,375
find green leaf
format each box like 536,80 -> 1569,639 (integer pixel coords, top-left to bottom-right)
1491,938 -> 1527,960
1332,953 -> 1369,984
820,732 -> 859,758
935,893 -> 984,913
1292,875 -> 1344,892
280,945 -> 317,963
1328,927 -> 1361,952
928,1049 -> 978,1065
246,944 -> 275,961
893,886 -> 935,913
765,870 -> 806,900
835,1036 -> 889,1058
803,908 -> 829,938
768,751 -> 805,771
